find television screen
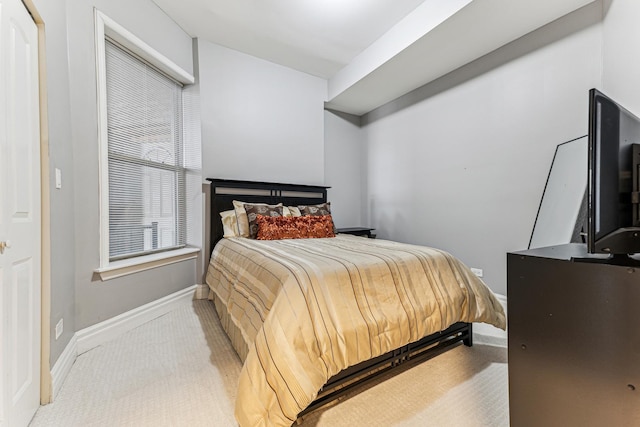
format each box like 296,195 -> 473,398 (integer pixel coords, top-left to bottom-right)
587,89 -> 640,255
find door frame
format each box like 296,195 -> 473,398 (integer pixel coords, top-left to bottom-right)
20,0 -> 51,405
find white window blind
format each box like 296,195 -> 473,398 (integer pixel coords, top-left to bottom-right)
105,39 -> 186,260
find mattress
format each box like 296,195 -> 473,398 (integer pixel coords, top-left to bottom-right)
206,234 -> 506,427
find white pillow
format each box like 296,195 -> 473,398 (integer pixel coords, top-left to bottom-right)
287,206 -> 302,217
220,210 -> 239,238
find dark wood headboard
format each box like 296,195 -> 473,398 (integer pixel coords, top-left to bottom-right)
204,178 -> 330,260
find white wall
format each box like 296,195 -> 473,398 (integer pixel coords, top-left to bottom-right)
197,40 -> 327,185
358,3 -> 603,296
324,110 -> 367,228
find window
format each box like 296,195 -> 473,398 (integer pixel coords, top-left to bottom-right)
105,39 -> 185,260
94,11 -> 200,279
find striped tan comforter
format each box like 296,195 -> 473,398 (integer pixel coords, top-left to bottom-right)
206,234 -> 506,427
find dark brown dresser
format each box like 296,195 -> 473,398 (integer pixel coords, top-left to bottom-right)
507,243 -> 640,426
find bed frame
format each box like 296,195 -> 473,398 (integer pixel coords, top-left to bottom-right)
205,178 -> 473,420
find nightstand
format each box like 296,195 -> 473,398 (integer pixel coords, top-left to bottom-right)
336,227 -> 376,238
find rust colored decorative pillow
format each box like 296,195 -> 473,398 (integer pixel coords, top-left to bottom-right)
305,215 -> 336,238
298,202 -> 336,233
244,203 -> 284,239
256,215 -> 336,240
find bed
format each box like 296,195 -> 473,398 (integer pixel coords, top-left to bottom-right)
204,178 -> 506,427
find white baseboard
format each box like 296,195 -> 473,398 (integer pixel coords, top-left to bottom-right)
473,293 -> 508,347
76,284 -> 198,355
50,286 -> 502,401
50,285 -> 198,401
50,333 -> 78,401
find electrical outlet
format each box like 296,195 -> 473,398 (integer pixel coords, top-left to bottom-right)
470,267 -> 483,278
55,318 -> 63,340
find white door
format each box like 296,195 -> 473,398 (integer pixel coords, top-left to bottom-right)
0,0 -> 41,426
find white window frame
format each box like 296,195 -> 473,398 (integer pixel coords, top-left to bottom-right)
93,10 -> 198,281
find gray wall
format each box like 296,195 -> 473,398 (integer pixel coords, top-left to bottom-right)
332,3 -> 604,297
602,0 -> 640,108
324,110 -> 367,228
323,0 -> 640,299
338,0 -> 640,298
197,39 -> 327,185
33,0 -> 197,366
35,0 -> 640,366
31,0 -> 77,366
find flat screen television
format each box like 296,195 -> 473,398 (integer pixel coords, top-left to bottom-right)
586,88 -> 640,261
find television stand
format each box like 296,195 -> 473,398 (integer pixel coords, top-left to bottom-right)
571,252 -> 640,267
508,243 -> 640,426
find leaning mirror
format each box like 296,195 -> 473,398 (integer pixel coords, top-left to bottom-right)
529,136 -> 588,249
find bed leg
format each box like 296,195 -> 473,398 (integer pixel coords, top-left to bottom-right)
463,323 -> 473,347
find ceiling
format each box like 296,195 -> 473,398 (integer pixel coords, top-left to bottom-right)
151,0 -> 597,115
150,0 -> 427,79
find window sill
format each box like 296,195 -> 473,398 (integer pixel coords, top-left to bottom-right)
94,247 -> 200,281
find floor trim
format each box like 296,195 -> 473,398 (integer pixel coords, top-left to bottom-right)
76,284 -> 198,355
50,334 -> 77,401
49,286 -> 504,401
49,285 -> 197,401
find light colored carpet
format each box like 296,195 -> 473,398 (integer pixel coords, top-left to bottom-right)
30,300 -> 509,427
